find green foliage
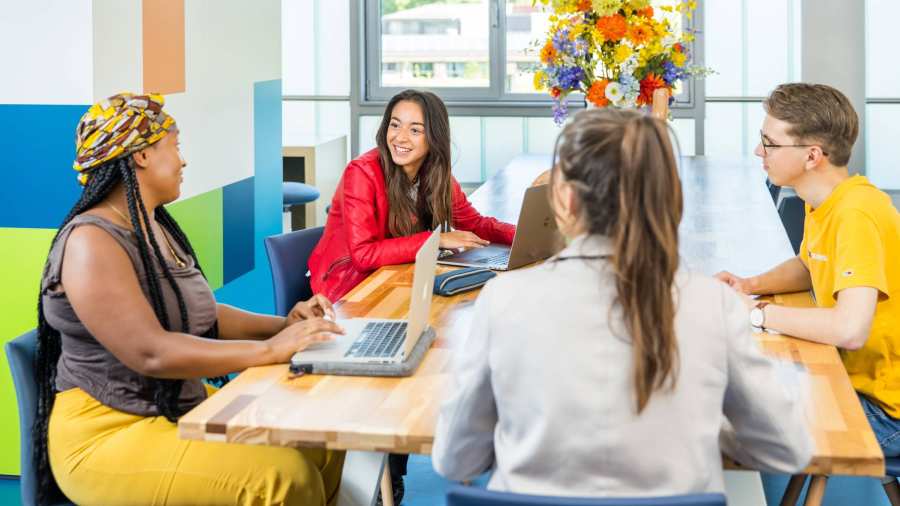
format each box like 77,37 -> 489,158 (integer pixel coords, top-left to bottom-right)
382,0 -> 481,15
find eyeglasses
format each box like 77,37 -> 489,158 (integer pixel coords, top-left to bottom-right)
759,131 -> 828,157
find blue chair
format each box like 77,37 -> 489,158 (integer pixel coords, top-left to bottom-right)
777,195 -> 805,255
5,329 -> 75,506
264,226 -> 325,316
446,486 -> 726,506
766,178 -> 781,204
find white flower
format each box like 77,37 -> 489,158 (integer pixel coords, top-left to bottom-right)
605,82 -> 624,102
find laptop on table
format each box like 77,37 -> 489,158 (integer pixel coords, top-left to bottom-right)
290,228 -> 441,377
438,184 -> 564,271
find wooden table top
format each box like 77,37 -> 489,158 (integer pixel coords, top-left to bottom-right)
179,155 -> 883,477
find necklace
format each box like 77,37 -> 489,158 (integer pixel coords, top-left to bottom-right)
107,203 -> 186,269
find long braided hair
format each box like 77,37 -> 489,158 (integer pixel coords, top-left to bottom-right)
34,156 -> 223,504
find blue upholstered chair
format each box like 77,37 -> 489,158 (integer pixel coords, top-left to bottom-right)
777,195 -> 805,255
264,226 -> 325,316
5,329 -> 75,506
445,486 -> 726,506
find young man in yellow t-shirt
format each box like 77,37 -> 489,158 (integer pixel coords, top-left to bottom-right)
716,83 -> 900,459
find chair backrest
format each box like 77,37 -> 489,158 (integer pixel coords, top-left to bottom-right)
777,195 -> 805,255
446,486 -> 726,506
264,226 -> 325,316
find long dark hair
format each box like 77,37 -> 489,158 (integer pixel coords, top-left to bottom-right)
34,156 -> 221,504
375,89 -> 453,237
552,108 -> 683,414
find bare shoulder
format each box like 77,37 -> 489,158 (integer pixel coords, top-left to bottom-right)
62,221 -> 134,277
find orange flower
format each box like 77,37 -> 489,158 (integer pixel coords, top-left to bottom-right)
550,87 -> 562,99
587,80 -> 610,107
637,6 -> 654,17
577,0 -> 591,11
540,41 -> 557,64
673,42 -> 684,52
627,23 -> 652,45
596,14 -> 627,42
637,73 -> 666,106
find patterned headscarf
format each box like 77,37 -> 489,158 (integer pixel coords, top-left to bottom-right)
73,93 -> 176,185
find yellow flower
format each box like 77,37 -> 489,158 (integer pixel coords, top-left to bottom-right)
534,70 -> 547,91
614,44 -> 633,63
671,51 -> 687,67
591,0 -> 622,17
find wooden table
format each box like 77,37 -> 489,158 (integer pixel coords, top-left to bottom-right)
179,155 -> 883,505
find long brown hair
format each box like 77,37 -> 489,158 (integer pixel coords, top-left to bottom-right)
376,89 -> 453,237
552,108 -> 683,413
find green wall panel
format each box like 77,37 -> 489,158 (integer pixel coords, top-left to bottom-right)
166,189 -> 224,290
0,227 -> 57,475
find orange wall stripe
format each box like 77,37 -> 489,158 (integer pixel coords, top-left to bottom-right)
142,0 -> 185,94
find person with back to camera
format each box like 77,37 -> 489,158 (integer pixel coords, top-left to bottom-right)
432,107 -> 813,499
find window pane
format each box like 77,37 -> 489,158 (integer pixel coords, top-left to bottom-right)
484,117 -> 525,178
449,116 -> 483,182
381,0 -> 490,88
705,101 -> 766,158
867,0 -> 900,97
505,0 -> 549,93
867,104 -> 900,189
283,0 -> 350,96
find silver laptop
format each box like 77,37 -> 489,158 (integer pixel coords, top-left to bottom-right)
438,184 -> 564,270
289,228 -> 440,376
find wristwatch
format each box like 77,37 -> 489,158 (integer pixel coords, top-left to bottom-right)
749,301 -> 770,330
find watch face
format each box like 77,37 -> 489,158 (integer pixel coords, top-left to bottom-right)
750,308 -> 764,327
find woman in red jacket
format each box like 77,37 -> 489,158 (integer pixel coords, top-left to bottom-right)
309,89 -> 516,302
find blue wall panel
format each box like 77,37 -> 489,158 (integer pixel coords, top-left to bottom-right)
222,176 -> 255,284
213,80 -> 281,314
0,104 -> 87,229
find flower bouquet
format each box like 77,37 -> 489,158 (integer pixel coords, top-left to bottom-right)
532,0 -> 711,124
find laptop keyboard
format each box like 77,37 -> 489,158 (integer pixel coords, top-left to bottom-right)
345,321 -> 407,358
474,252 -> 510,268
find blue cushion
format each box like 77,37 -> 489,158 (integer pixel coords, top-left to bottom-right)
446,486 -> 726,506
283,182 -> 320,206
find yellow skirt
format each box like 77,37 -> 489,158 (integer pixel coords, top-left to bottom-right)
48,386 -> 344,506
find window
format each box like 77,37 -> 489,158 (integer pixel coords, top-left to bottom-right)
704,0 -> 801,158
374,0 -> 490,91
866,0 -> 900,189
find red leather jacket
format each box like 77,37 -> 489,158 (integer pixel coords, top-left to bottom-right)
309,149 -> 516,302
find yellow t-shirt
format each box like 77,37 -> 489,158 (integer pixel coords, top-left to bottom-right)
799,175 -> 900,416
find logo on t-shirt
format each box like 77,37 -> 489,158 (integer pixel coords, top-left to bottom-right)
842,269 -> 854,277
809,252 -> 828,262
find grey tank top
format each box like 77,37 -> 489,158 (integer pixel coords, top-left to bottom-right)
41,214 -> 216,416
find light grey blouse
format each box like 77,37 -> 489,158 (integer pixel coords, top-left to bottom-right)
432,234 -> 813,497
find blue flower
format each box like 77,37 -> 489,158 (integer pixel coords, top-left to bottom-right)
555,66 -> 584,90
552,99 -> 568,126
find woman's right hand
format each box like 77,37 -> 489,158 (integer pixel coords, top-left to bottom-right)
714,271 -> 755,295
265,318 -> 345,363
440,230 -> 490,250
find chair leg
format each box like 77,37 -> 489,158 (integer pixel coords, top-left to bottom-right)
380,457 -> 395,506
780,474 -> 808,506
803,475 -> 828,506
884,477 -> 900,506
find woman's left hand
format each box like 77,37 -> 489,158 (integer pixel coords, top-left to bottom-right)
286,294 -> 336,327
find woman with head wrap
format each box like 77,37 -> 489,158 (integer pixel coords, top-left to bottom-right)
34,93 -> 345,505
